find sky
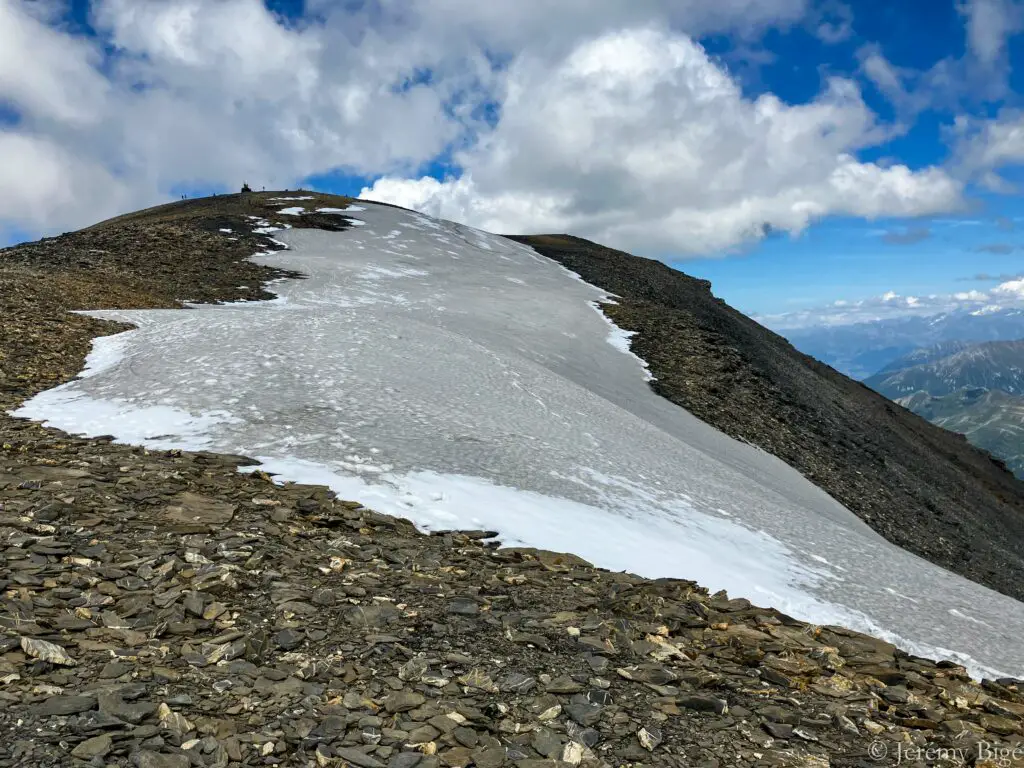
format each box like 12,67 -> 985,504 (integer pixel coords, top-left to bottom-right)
1,0 -> 1024,327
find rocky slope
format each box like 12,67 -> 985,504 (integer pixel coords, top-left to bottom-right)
506,235 -> 1024,603
2,193 -> 1024,768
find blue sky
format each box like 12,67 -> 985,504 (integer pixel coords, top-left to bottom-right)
678,0 -> 1024,320
2,0 -> 1024,326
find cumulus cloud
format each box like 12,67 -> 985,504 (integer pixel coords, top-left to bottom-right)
0,0 -> 473,234
993,277 -> 1024,299
948,109 -> 1024,190
363,29 -> 961,255
959,0 -> 1024,67
0,0 -> 835,241
2,0 -> 968,254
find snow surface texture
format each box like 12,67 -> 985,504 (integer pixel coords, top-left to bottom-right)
15,203 -> 1024,679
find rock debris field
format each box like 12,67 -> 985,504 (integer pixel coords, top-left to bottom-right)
1,192 -> 1024,767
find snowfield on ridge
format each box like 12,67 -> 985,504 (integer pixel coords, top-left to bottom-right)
15,201 -> 1024,679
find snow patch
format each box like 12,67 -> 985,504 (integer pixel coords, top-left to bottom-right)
13,335 -> 238,449
241,455 -> 1014,681
318,205 -> 366,214
587,301 -> 655,381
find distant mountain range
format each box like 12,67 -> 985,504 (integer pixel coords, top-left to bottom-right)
865,339 -> 1024,397
782,308 -> 1024,380
864,339 -> 1024,479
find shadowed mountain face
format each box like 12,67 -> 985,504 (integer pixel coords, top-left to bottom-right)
507,234 -> 1024,602
866,340 -> 1024,480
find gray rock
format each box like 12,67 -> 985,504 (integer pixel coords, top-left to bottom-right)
565,698 -> 603,727
333,746 -> 388,768
762,722 -> 793,739
385,690 -> 426,713
130,751 -> 191,768
473,746 -> 507,768
71,734 -> 113,759
98,693 -> 158,725
407,724 -> 441,743
447,597 -> 479,615
678,695 -> 729,716
499,672 -> 536,694
36,694 -> 97,716
531,727 -> 563,757
274,628 -> 304,650
759,705 -> 801,724
546,675 -> 583,694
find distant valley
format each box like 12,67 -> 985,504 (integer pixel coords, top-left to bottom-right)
784,314 -> 1024,478
782,307 -> 1024,380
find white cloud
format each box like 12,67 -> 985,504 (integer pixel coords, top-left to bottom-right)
858,45 -> 904,102
948,109 -> 1024,189
811,1 -> 854,44
856,2 -> 1023,122
364,29 -> 961,255
0,132 -> 133,231
0,1 -> 108,125
959,0 -> 1024,67
757,281 -> 1024,329
1,0 -> 821,241
993,278 -> 1024,299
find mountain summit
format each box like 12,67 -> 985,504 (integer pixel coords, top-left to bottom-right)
4,192 -> 1024,766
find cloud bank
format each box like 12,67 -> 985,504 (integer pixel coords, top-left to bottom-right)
757,276 -> 1024,329
1,0 -> 967,256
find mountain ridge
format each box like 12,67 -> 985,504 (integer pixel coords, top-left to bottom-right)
4,193 -> 1024,767
865,339 -> 1024,398
507,234 -> 1024,601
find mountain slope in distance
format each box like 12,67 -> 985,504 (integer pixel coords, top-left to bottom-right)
898,388 -> 1024,478
866,340 -> 1024,480
871,339 -> 977,376
866,339 -> 1024,398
